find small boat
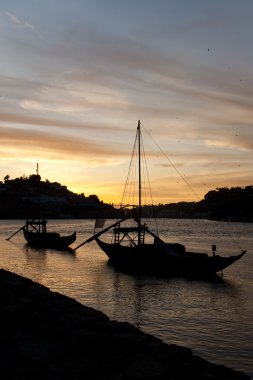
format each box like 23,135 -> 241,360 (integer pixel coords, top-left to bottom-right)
75,121 -> 246,277
22,219 -> 76,249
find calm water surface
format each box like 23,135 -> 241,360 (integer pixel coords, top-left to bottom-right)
0,219 -> 252,377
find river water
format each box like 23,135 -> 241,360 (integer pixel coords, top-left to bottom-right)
0,219 -> 252,377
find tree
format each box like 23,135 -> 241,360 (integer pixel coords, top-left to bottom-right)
28,174 -> 41,183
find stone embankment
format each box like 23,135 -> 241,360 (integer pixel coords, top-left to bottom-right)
0,268 -> 250,379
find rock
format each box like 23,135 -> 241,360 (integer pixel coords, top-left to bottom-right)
124,353 -> 168,379
17,339 -> 65,363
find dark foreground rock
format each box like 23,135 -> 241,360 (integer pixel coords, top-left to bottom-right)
0,269 -> 250,380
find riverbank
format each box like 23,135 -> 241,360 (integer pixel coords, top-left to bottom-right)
0,268 -> 250,379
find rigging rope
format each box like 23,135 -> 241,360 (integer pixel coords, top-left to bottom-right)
120,123 -> 159,235
141,123 -> 245,251
140,129 -> 159,236
142,125 -> 201,201
120,132 -> 138,208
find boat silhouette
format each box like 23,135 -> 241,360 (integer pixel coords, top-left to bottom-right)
75,121 -> 246,277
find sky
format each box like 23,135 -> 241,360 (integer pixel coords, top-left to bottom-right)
0,0 -> 253,205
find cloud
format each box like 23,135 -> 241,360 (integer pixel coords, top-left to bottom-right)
0,125 -> 125,163
6,12 -> 22,25
1,1 -> 253,202
204,134 -> 253,152
0,110 -> 128,135
6,11 -> 35,30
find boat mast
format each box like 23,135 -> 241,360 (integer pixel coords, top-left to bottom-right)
137,120 -> 142,244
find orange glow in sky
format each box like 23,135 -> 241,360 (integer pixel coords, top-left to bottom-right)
1,1 -> 253,204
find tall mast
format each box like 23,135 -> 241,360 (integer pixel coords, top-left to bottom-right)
137,120 -> 142,244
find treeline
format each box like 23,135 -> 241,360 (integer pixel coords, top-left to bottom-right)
0,174 -> 252,221
141,186 -> 253,221
197,185 -> 253,221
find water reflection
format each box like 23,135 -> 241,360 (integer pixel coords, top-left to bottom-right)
132,279 -> 146,329
24,243 -> 76,255
110,270 -> 146,329
0,219 -> 252,377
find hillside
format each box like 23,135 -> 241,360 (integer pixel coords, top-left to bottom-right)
0,174 -> 121,219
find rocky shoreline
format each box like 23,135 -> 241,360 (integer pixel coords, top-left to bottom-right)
0,268 -> 250,379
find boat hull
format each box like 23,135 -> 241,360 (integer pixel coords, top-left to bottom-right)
23,230 -> 76,249
95,238 -> 246,277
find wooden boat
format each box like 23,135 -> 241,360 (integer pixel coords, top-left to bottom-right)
22,219 -> 76,249
95,229 -> 246,277
75,121 -> 246,277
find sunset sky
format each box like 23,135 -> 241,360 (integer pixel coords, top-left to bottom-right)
0,0 -> 253,205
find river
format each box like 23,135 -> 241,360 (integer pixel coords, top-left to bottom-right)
0,218 -> 252,377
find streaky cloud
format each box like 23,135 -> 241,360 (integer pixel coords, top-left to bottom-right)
6,11 -> 35,30
0,125 -> 125,161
